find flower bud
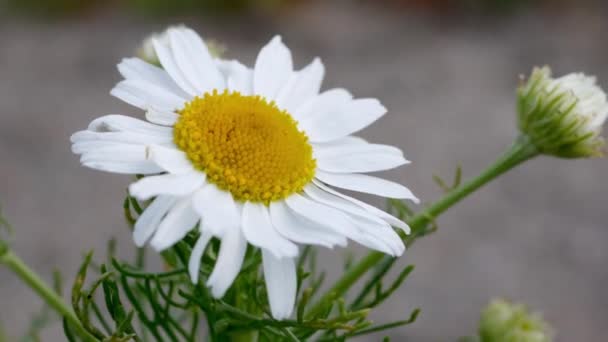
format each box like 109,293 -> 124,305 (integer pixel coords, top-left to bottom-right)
479,299 -> 553,342
517,66 -> 607,158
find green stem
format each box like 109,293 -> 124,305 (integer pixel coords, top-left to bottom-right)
306,135 -> 539,318
0,248 -> 98,342
229,330 -> 259,342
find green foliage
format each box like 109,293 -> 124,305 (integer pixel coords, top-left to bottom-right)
49,194 -> 422,341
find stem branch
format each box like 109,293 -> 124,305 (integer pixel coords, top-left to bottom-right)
307,136 -> 539,318
0,248 -> 98,342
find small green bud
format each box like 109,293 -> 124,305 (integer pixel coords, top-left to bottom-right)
479,299 -> 553,342
517,66 -> 607,158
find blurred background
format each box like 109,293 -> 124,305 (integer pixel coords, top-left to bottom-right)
1,0 -> 607,340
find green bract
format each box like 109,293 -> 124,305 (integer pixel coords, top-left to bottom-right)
517,66 -> 607,158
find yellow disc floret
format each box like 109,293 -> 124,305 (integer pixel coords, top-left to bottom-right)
173,90 -> 316,204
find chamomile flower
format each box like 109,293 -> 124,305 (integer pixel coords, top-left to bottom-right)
71,26 -> 418,319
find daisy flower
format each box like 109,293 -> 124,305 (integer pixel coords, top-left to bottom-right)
71,26 -> 418,319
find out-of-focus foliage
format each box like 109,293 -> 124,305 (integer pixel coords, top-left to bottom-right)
4,0 -> 601,18
4,0 -> 295,18
52,193 -> 420,341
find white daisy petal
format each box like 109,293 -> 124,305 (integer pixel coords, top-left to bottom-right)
133,195 -> 177,247
352,229 -> 399,256
262,250 -> 296,320
315,143 -> 408,173
167,27 -> 225,94
269,201 -> 347,248
303,184 -> 385,226
312,136 -> 368,149
275,57 -> 325,113
88,114 -> 172,137
216,59 -> 253,95
152,36 -> 198,96
72,141 -> 129,155
81,160 -> 162,175
293,88 -> 352,122
313,180 -> 410,233
348,214 -> 405,256
188,230 -> 213,284
146,144 -> 195,174
242,202 -> 298,259
71,130 -> 172,146
315,171 -> 419,201
306,98 -> 386,143
284,193 -> 355,237
207,227 -> 247,298
150,197 -> 199,251
285,193 -> 401,254
111,79 -> 187,112
117,57 -> 190,99
192,184 -> 240,238
129,172 -> 205,200
80,145 -> 147,164
254,36 -> 293,100
79,144 -> 163,174
146,109 -> 179,126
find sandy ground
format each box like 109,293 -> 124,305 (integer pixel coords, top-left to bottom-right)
1,1 -> 607,340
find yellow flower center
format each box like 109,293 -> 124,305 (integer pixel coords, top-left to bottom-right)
173,90 -> 316,204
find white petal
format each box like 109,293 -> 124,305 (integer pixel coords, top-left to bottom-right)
254,36 -> 293,100
146,109 -> 178,126
71,130 -> 171,148
312,136 -> 368,149
73,140 -> 130,155
275,57 -> 325,113
147,144 -> 195,174
153,36 -> 198,96
216,59 -> 253,95
117,57 -> 190,99
347,214 -> 405,256
303,98 -> 387,143
167,27 -> 225,94
284,193 -> 355,237
129,172 -> 205,200
262,250 -> 296,320
315,143 -> 408,173
188,230 -> 213,284
192,184 -> 240,237
241,202 -> 298,259
303,184 -> 385,226
82,160 -> 162,175
351,228 -> 400,256
79,144 -> 163,175
88,115 -> 172,137
80,144 -> 147,163
111,79 -> 187,112
269,201 -> 347,248
315,171 -> 418,201
313,180 -> 410,233
207,227 -> 247,298
150,197 -> 200,251
286,193 -> 401,255
293,88 -> 352,121
133,195 -> 177,247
